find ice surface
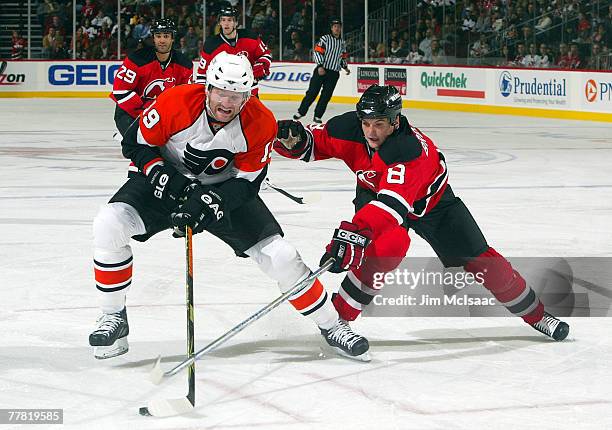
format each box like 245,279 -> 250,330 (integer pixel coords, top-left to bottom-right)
0,98 -> 611,429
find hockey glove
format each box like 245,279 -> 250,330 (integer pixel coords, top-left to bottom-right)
321,221 -> 372,273
170,183 -> 225,234
147,163 -> 192,210
276,120 -> 308,156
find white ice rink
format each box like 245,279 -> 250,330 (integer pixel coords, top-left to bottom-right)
1,98 -> 611,430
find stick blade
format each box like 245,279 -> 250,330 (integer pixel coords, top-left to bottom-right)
149,355 -> 165,385
139,397 -> 194,417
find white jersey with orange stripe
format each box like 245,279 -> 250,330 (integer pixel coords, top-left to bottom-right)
130,84 -> 277,187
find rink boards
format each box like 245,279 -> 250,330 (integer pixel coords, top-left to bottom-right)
0,60 -> 610,121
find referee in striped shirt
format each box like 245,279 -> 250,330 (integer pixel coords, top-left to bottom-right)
293,18 -> 350,123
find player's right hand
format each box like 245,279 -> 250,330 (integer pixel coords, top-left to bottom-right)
321,221 -> 372,273
170,184 -> 225,234
277,120 -> 306,150
147,163 -> 191,210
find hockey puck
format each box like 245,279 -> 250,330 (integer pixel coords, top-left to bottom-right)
139,406 -> 152,416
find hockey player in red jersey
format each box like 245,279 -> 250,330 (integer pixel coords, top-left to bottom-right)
110,18 -> 193,137
193,5 -> 272,96
89,52 -> 369,362
274,85 -> 570,343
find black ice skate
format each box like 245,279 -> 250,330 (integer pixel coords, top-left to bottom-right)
89,308 -> 129,359
530,312 -> 570,341
321,319 -> 370,362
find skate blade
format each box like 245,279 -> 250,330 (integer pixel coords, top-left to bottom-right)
321,344 -> 371,362
93,337 -> 128,359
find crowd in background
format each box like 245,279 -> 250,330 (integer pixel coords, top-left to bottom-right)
8,0 -> 612,70
374,0 -> 611,69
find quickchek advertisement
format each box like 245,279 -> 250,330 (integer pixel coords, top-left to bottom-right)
418,68 -> 486,102
495,69 -> 569,108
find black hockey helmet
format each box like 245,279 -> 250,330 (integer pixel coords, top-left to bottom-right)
330,17 -> 342,26
219,4 -> 239,20
356,85 -> 402,123
151,18 -> 176,36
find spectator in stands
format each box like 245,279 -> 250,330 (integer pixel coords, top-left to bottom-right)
11,30 -> 26,60
558,43 -> 581,68
132,16 -> 151,42
431,39 -> 448,64
388,40 -> 404,63
521,43 -> 540,67
45,15 -> 65,37
406,42 -> 424,64
592,24 -> 607,46
292,41 -> 308,62
475,8 -> 491,33
71,27 -> 89,59
513,42 -> 526,66
586,44 -> 602,70
521,26 -> 534,46
419,28 -> 434,58
535,12 -> 552,33
42,27 -> 63,59
469,33 -> 489,64
82,0 -> 97,19
183,25 -> 199,58
537,43 -> 550,68
91,10 -> 112,29
461,11 -> 476,32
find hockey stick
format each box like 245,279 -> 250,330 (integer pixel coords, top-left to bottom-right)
146,258 -> 335,390
139,227 -> 196,417
263,178 -> 321,205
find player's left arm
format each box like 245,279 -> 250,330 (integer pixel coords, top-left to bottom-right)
252,37 -> 272,80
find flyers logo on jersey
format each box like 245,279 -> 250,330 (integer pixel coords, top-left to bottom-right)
183,144 -> 234,176
143,77 -> 177,100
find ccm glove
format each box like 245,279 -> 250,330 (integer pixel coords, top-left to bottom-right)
170,184 -> 225,234
320,221 -> 372,273
147,163 -> 192,210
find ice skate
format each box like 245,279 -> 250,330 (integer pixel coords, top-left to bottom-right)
530,311 -> 569,341
321,319 -> 370,362
89,308 -> 129,359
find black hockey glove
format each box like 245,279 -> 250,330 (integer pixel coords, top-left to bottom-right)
320,221 -> 372,273
276,120 -> 308,155
170,184 -> 225,234
146,163 -> 192,210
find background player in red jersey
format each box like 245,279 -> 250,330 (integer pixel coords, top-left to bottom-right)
89,53 -> 369,362
193,5 -> 272,96
274,85 -> 570,343
110,18 -> 193,137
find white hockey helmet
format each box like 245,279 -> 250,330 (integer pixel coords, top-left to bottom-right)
206,51 -> 254,94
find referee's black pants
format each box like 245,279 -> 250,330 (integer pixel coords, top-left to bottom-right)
298,67 -> 340,119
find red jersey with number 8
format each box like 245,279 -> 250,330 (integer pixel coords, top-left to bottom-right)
274,111 -> 448,235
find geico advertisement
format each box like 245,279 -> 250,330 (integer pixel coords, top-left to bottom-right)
495,69 -> 569,108
48,63 -> 121,86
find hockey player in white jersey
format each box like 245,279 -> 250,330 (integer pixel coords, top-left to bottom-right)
89,52 -> 369,361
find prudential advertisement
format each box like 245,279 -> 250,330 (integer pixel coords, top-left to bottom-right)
495,69 -> 569,108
